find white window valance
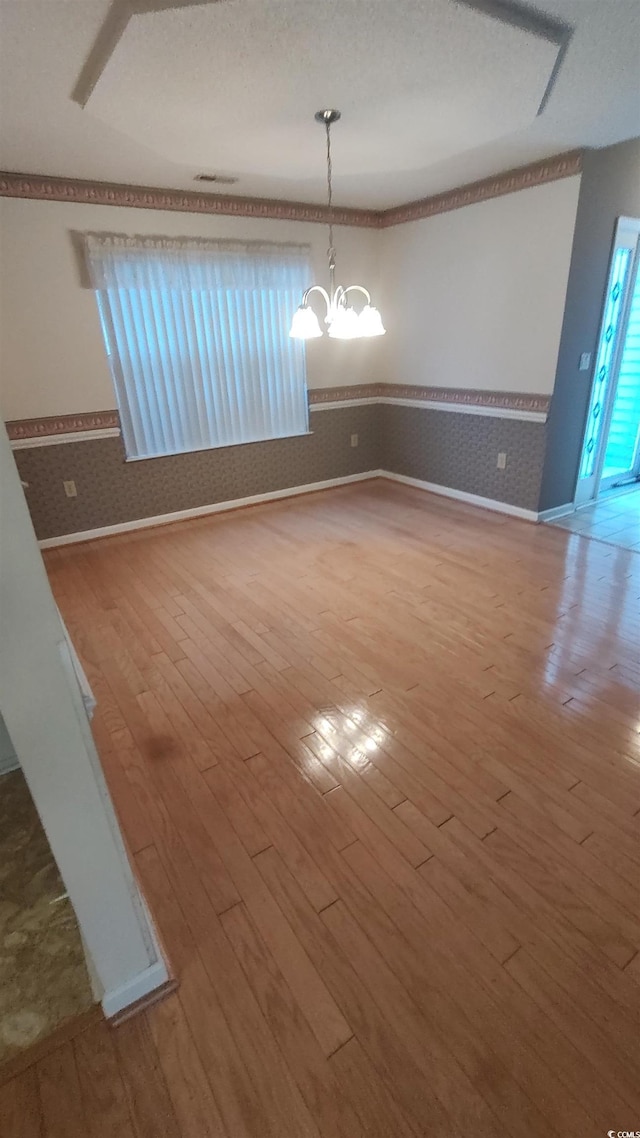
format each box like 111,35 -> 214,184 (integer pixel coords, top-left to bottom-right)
85,233 -> 312,292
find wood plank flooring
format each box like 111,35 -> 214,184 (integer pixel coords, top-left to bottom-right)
5,480 -> 640,1137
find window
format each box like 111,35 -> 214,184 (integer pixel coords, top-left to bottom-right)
85,234 -> 310,460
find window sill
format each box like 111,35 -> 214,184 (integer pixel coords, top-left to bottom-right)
123,429 -> 314,463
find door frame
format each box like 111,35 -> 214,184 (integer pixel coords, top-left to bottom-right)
0,424 -> 170,1018
574,216 -> 640,508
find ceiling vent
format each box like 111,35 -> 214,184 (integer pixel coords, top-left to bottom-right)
194,173 -> 238,185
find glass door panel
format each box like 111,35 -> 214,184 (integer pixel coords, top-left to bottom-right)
575,218 -> 640,506
601,255 -> 640,489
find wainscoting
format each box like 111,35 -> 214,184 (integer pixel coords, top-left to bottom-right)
380,404 -> 546,513
13,405 -> 380,542
10,391 -> 550,542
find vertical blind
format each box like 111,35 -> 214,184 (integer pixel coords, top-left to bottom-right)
85,234 -> 310,460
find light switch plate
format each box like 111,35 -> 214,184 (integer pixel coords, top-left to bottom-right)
579,352 -> 592,371
63,480 -> 77,498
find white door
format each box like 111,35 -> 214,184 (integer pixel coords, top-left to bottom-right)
575,217 -> 640,506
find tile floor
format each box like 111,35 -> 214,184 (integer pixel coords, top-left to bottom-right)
548,484 -> 640,551
0,771 -> 94,1064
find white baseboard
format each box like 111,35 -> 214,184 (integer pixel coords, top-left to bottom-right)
0,756 -> 20,776
102,957 -> 170,1019
538,502 -> 575,521
381,471 -> 539,521
38,471 -> 382,548
38,468 -> 544,548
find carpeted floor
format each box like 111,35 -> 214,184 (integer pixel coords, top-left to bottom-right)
0,770 -> 95,1064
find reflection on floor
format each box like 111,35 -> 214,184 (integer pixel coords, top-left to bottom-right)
548,485 -> 640,551
0,771 -> 94,1064
11,480 -> 637,1136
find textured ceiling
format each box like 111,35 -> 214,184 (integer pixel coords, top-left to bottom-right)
85,2 -> 559,179
0,0 -> 639,208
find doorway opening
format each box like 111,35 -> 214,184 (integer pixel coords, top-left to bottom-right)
0,715 -> 95,1065
549,215 -> 640,552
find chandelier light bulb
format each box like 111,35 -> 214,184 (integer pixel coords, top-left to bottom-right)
357,305 -> 386,337
328,306 -> 360,339
289,305 -> 323,339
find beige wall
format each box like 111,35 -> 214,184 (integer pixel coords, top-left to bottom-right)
378,175 -> 581,395
0,197 -> 382,420
0,174 -> 582,422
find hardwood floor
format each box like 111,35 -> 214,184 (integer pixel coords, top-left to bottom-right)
4,479 -> 640,1137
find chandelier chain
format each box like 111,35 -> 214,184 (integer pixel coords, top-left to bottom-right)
325,120 -> 335,265
289,109 -> 385,339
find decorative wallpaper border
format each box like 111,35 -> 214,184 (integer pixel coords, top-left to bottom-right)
6,410 -> 120,441
309,384 -> 551,415
379,151 -> 582,227
0,172 -> 379,229
6,388 -> 550,446
0,150 -> 582,230
309,384 -> 381,405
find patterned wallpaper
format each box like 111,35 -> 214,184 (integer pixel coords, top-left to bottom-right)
13,402 -> 547,540
381,405 -> 546,512
14,405 -> 380,540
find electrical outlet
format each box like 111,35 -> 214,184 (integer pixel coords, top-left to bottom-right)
63,480 -> 77,498
497,452 -> 507,470
350,433 -> 359,448
579,352 -> 592,371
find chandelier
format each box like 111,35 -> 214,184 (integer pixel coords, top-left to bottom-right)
289,110 -> 386,340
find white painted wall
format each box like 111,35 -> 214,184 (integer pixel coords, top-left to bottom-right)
0,423 -> 169,1014
0,196 -> 382,420
378,175 -> 581,394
